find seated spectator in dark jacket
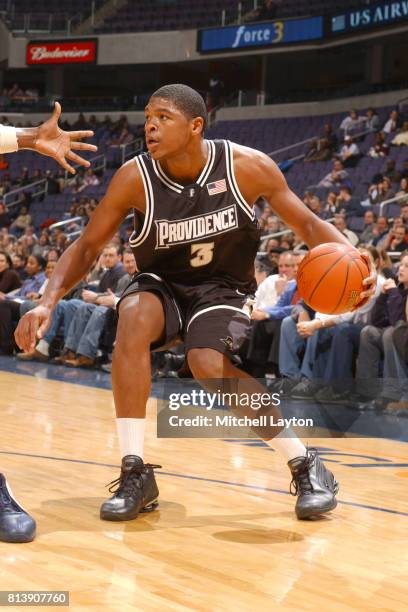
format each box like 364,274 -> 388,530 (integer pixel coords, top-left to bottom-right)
0,202 -> 10,228
322,123 -> 338,153
336,186 -> 365,218
356,252 -> 408,408
11,253 -> 28,281
0,254 -> 46,353
0,251 -> 21,295
368,177 -> 395,205
368,132 -> 389,158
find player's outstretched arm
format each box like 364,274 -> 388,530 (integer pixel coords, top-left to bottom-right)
233,145 -> 376,303
15,160 -> 144,352
14,102 -> 97,173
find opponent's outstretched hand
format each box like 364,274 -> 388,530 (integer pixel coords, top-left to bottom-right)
15,305 -> 52,353
34,102 -> 97,174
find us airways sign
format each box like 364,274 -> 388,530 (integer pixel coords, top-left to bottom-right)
26,39 -> 97,65
331,1 -> 408,34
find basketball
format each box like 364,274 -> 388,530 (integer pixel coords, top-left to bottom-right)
296,243 -> 370,315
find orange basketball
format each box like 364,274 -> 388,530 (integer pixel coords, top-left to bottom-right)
296,243 -> 370,315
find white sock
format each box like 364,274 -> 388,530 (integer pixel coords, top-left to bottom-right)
266,427 -> 307,462
116,418 -> 145,460
36,339 -> 49,356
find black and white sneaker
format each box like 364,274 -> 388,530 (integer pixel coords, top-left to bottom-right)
0,474 -> 36,543
288,448 -> 339,519
100,456 -> 161,521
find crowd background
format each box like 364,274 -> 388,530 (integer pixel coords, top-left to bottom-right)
0,102 -> 407,410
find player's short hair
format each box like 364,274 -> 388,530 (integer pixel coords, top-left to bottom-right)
150,84 -> 208,131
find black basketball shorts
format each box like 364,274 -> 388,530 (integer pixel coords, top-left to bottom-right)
117,272 -> 252,356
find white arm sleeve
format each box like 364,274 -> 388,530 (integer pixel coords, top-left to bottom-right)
0,125 -> 18,154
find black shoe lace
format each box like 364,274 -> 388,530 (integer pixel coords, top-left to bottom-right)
107,464 -> 161,495
289,450 -> 317,496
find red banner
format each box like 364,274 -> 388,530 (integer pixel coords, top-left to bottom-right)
26,40 -> 97,65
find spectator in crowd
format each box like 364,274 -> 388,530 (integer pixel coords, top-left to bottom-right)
257,238 -> 284,274
44,169 -> 61,195
0,254 -> 45,353
82,168 -> 100,189
399,159 -> 408,180
391,121 -> 408,146
61,250 -> 137,368
0,202 -> 10,228
383,109 -> 400,134
9,205 -> 32,237
46,248 -> 61,263
317,160 -> 349,190
378,248 -> 395,279
355,252 -> 408,410
243,252 -> 304,377
337,136 -> 360,167
395,177 -> 408,198
371,216 -> 390,248
304,138 -> 331,162
17,245 -> 125,364
255,0 -> 278,20
321,123 -> 338,154
19,260 -> 57,316
322,191 -> 338,217
359,210 -> 377,244
383,225 -> 408,253
368,176 -> 395,205
368,132 -> 390,158
339,109 -> 366,134
11,253 -> 28,281
284,271 -> 382,396
283,247 -> 385,401
0,251 -> 21,295
306,195 -> 323,218
335,186 -> 365,218
365,108 -> 380,132
401,204 -> 408,224
252,251 -> 297,317
333,214 -> 359,246
372,158 -> 400,184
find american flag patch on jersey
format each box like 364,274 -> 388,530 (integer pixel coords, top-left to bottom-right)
206,179 -> 227,196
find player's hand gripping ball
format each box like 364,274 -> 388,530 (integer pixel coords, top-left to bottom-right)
296,243 -> 372,314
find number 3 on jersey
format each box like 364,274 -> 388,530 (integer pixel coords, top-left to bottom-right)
190,242 -> 214,267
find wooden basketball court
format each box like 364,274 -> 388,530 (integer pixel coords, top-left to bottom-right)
0,367 -> 407,611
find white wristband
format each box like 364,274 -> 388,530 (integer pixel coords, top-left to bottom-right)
0,125 -> 18,154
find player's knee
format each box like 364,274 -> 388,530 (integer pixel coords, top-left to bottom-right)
382,326 -> 395,347
360,325 -> 377,344
116,297 -> 157,350
187,348 -> 224,378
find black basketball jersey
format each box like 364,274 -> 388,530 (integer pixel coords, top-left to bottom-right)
129,139 -> 260,292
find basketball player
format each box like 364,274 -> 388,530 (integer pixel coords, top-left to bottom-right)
0,103 -> 97,543
15,85 -> 375,523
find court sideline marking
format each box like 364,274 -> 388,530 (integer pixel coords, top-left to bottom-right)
1,449 -> 407,518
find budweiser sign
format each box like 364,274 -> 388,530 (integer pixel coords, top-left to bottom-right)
26,40 -> 97,65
